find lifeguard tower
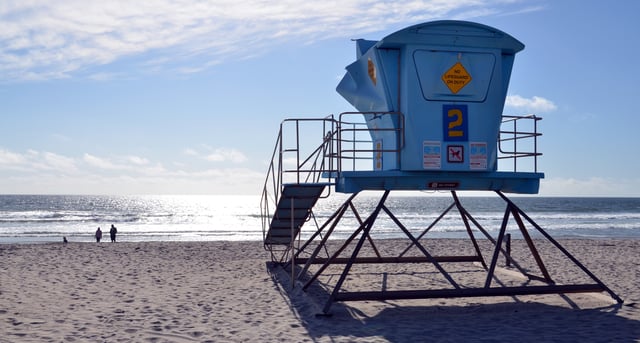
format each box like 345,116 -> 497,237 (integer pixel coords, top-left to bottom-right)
261,20 -> 621,314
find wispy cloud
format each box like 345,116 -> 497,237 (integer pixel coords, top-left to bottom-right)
41,151 -> 78,172
0,148 -> 78,173
185,146 -> 248,163
83,153 -> 121,170
0,148 -> 27,165
505,95 -> 557,113
0,0 -> 531,82
83,153 -> 165,175
205,149 -> 247,163
183,148 -> 199,157
126,155 -> 150,166
0,147 -> 262,194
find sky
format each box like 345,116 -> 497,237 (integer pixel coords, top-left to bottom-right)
1,0 -> 639,197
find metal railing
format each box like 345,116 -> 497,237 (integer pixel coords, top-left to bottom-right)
261,112 -> 542,241
337,111 -> 404,173
260,111 -> 404,242
260,116 -> 338,242
498,114 -> 542,172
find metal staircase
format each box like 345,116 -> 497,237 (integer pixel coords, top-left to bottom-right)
260,117 -> 338,261
263,183 -> 328,246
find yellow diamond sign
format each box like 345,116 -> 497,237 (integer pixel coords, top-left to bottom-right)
442,62 -> 472,94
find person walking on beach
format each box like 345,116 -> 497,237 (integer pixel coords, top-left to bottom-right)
95,227 -> 102,242
110,224 -> 118,242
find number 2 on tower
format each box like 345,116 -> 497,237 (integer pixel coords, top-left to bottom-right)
448,109 -> 463,137
442,104 -> 468,141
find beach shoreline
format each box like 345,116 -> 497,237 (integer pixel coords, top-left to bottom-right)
1,239 -> 639,342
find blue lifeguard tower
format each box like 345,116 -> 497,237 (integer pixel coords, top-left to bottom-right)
261,21 -> 621,314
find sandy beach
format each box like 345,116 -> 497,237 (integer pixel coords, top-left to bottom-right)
1,239 -> 639,342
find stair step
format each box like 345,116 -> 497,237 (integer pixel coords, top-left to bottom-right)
274,208 -> 310,218
264,183 -> 327,247
282,184 -> 327,198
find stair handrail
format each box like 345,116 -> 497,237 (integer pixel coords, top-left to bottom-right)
261,116 -> 338,244
260,130 -> 282,242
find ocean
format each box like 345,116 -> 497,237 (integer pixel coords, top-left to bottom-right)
1,194 -> 639,244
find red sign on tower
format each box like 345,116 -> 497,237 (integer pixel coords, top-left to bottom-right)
447,145 -> 464,163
